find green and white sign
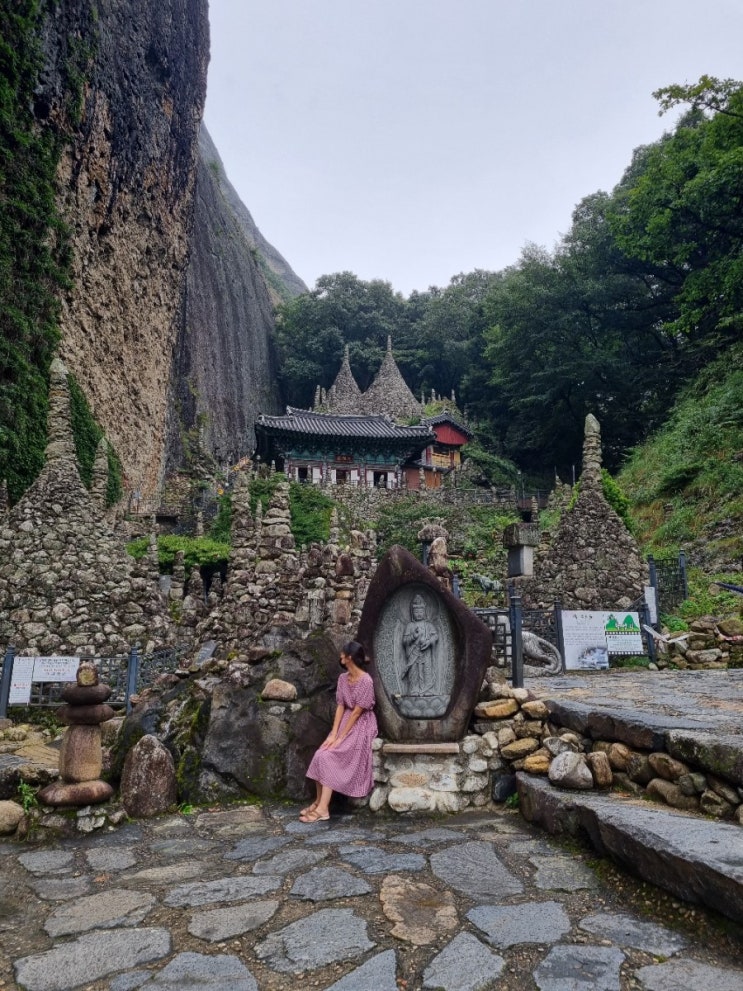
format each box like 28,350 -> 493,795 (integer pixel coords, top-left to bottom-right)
561,611 -> 643,671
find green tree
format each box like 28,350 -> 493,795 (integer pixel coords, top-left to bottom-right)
274,272 -> 410,405
473,186 -> 682,475
612,76 -> 743,356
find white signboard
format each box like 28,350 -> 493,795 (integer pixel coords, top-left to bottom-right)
31,657 -> 80,683
561,611 -> 643,671
644,585 -> 658,625
8,656 -> 35,705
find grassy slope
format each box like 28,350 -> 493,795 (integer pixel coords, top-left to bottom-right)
618,341 -> 743,618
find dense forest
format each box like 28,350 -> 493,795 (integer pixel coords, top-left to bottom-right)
274,76 -> 743,484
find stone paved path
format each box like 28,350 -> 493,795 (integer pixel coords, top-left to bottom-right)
529,670 -> 743,736
2,802 -> 742,991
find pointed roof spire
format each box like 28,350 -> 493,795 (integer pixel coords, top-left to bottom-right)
363,338 -> 422,420
323,345 -> 363,414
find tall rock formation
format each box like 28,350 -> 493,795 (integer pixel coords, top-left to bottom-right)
39,0 -> 210,497
170,126 -> 305,467
22,2 -> 305,498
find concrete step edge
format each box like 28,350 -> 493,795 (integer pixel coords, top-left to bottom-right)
516,772 -> 743,925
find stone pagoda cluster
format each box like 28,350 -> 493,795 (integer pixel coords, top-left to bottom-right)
314,339 -> 423,419
194,471 -> 377,660
0,359 -> 173,657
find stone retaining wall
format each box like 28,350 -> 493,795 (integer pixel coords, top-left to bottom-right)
368,739 -> 502,814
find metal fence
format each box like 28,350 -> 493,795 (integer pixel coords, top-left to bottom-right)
473,593 -> 562,688
648,551 -> 688,615
0,644 -> 188,719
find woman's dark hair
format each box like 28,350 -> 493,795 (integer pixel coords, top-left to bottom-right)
341,641 -> 367,667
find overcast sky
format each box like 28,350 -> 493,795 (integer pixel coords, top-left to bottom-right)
204,0 -> 743,297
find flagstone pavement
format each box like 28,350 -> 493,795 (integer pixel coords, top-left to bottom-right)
1,800 -> 741,991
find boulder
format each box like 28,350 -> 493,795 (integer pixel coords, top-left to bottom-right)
548,752 -> 593,790
0,800 -> 24,835
120,735 -> 177,818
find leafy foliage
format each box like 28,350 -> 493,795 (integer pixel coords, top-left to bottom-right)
127,535 -> 230,573
619,341 -> 743,559
288,481 -> 334,547
68,375 -> 123,506
612,77 -> 743,354
0,1 -> 68,502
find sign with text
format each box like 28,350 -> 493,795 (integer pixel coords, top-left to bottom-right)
31,657 -> 80,683
561,611 -> 643,671
8,657 -> 35,705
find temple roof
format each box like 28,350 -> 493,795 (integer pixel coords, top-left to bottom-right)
363,337 -> 423,418
423,411 -> 474,439
257,407 -> 435,442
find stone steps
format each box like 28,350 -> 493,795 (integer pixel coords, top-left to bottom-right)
544,696 -> 743,783
525,678 -> 743,922
516,773 -> 743,925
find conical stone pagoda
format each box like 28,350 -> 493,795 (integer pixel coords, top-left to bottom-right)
362,336 -> 423,419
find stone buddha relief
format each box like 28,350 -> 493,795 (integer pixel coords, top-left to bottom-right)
374,585 -> 455,718
358,545 -> 492,742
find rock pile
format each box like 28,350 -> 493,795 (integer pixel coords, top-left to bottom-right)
469,679 -> 743,824
518,415 -> 647,610
0,359 -> 173,656
654,616 -> 743,670
195,477 -> 374,661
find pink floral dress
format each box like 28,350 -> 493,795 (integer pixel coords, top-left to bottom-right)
306,672 -> 377,797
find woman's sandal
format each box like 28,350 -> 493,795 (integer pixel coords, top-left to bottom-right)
299,802 -> 318,818
299,808 -> 330,823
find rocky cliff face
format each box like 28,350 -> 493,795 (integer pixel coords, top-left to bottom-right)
33,1 -> 303,495
168,126 -> 305,468
38,0 -> 209,496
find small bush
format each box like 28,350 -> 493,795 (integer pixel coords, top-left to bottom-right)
289,482 -> 334,547
126,535 -> 229,574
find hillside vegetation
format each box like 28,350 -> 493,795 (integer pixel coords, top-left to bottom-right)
619,341 -> 743,595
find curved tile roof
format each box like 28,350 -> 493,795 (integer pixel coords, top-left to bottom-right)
257,407 -> 434,442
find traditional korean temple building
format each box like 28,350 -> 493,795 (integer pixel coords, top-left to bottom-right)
255,339 -> 472,489
255,407 -> 435,488
405,411 -> 474,490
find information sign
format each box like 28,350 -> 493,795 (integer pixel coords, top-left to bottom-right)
32,657 -> 80,683
8,657 -> 35,705
561,611 -> 643,670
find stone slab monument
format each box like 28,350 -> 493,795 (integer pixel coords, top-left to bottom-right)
358,545 -> 492,742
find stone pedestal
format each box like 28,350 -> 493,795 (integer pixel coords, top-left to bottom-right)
369,737 -> 503,814
503,522 -> 541,578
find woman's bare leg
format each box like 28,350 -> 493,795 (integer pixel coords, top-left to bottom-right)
315,785 -> 333,816
300,780 -> 322,817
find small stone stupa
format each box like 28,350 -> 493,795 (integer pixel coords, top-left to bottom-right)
316,344 -> 364,414
518,414 -> 648,610
38,661 -> 115,807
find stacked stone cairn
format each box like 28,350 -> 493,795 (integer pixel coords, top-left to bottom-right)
195,475 -> 372,663
38,661 -> 115,807
518,414 -> 647,610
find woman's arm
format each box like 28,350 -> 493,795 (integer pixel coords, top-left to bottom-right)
320,703 -> 345,748
329,704 -> 364,746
